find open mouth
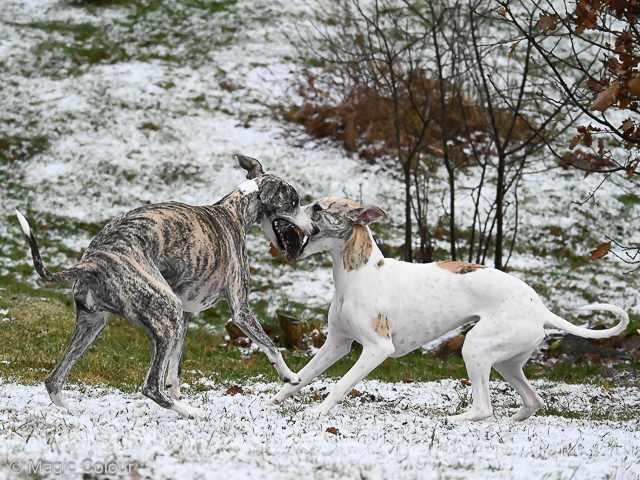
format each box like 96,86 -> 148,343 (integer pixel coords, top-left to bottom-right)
272,219 -> 309,261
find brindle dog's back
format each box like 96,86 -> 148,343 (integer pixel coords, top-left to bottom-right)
80,201 -> 244,313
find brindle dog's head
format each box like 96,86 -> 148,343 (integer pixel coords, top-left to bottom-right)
236,154 -> 318,260
292,196 -> 389,260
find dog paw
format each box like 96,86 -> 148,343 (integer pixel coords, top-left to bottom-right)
304,406 -> 326,417
447,410 -> 493,422
168,385 -> 182,401
447,413 -> 467,423
49,392 -> 70,410
171,401 -> 204,419
262,397 -> 280,407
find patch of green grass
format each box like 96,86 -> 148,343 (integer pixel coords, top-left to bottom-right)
0,136 -> 49,164
524,361 -> 603,383
0,282 -> 463,391
10,0 -> 239,78
617,194 -> 640,206
538,405 -> 582,419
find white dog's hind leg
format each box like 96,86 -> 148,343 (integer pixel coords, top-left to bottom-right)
305,339 -> 395,416
494,351 -> 544,421
448,365 -> 493,421
264,334 -> 352,406
450,313 -> 546,422
449,325 -> 496,422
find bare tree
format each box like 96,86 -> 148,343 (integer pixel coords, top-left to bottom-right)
293,0 -> 435,262
289,0 -> 576,269
408,1 -> 577,269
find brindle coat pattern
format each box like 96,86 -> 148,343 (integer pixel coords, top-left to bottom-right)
18,155 -> 314,418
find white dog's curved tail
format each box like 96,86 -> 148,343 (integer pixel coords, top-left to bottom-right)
545,303 -> 629,339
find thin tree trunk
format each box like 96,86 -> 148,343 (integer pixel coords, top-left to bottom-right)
494,152 -> 505,270
429,0 -> 456,261
403,156 -> 413,262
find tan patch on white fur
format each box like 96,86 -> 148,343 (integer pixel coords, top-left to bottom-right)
375,259 -> 384,269
372,314 -> 390,339
343,199 -> 362,208
343,224 -> 372,271
437,261 -> 487,274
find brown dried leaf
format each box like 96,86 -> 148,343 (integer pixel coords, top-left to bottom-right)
536,12 -> 558,31
573,0 -> 598,34
628,74 -> 640,97
226,385 -> 244,395
590,242 -> 611,260
326,427 -> 340,435
508,40 -> 520,58
619,96 -> 633,109
498,7 -> 507,15
586,77 -> 603,93
590,81 -> 620,112
569,135 -> 582,150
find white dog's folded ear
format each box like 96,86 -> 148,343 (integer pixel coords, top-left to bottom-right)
348,205 -> 390,225
236,154 -> 265,179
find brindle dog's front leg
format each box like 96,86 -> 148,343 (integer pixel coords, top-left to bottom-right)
226,275 -> 300,385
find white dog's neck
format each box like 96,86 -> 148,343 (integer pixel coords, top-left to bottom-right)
329,224 -> 384,286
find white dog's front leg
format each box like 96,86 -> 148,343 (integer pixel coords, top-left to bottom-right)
305,341 -> 394,416
264,334 -> 353,406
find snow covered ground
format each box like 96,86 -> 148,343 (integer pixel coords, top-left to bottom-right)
0,377 -> 639,480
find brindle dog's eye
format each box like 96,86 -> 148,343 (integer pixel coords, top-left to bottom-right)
313,204 -> 323,212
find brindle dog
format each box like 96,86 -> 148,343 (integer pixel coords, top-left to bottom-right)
16,155 -> 316,419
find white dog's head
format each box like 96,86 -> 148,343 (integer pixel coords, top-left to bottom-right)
293,196 -> 389,260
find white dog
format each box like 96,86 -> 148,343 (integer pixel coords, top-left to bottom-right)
265,197 -> 629,421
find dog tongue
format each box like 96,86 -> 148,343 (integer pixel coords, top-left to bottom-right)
269,243 -> 280,257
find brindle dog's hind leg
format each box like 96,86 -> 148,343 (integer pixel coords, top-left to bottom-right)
166,312 -> 190,400
135,296 -> 203,419
45,308 -> 109,409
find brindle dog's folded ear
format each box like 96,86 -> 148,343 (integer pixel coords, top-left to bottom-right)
235,154 -> 265,180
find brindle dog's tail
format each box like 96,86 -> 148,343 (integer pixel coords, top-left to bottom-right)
16,210 -> 88,284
